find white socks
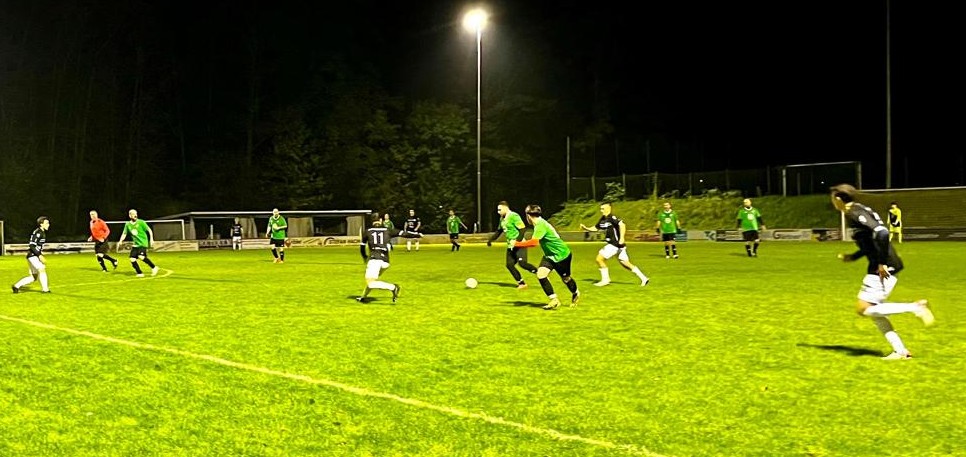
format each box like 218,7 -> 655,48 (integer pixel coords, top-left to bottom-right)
599,268 -> 610,283
369,281 -> 395,291
14,276 -> 34,289
14,272 -> 48,292
631,266 -> 648,282
871,316 -> 909,354
863,302 -> 922,317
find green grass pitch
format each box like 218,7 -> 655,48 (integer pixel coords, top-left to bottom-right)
2,241 -> 965,456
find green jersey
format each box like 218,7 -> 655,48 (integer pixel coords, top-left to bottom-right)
737,206 -> 762,231
501,211 -> 525,247
384,219 -> 395,231
530,218 -> 571,262
657,210 -> 680,234
268,215 -> 287,240
123,219 -> 151,248
447,216 -> 463,234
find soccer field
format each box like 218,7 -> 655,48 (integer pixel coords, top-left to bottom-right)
2,241 -> 965,456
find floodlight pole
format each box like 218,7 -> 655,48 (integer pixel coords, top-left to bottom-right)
885,0 -> 893,188
475,25 -> 482,231
464,8 -> 487,232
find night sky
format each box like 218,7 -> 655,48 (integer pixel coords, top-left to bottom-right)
384,0 -> 963,188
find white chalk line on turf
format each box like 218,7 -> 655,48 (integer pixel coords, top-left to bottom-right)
59,268 -> 174,288
0,315 -> 668,457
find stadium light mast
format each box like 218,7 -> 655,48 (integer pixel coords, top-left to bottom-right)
463,8 -> 487,231
885,0 -> 893,188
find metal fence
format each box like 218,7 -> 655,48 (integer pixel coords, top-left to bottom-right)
569,162 -> 862,200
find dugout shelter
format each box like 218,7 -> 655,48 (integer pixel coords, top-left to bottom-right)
156,210 -> 372,240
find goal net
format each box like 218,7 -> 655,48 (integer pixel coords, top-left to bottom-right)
860,187 -> 966,228
778,161 -> 862,196
838,186 -> 966,242
105,219 -> 187,241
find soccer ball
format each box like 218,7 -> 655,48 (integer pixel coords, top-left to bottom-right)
465,278 -> 478,289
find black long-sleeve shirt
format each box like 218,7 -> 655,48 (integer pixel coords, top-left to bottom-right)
845,203 -> 903,275
27,228 -> 47,258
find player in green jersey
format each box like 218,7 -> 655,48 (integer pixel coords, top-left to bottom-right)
515,204 -> 579,310
115,209 -> 160,277
265,208 -> 288,263
446,209 -> 468,251
655,201 -> 682,259
736,198 -> 766,257
487,201 -> 538,289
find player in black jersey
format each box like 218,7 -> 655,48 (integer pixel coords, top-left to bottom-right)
358,215 -> 402,303
579,202 -> 649,286
401,209 -> 422,251
12,216 -> 52,294
230,217 -> 243,251
830,184 -> 933,360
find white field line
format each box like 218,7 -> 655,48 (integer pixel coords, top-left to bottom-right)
58,268 -> 174,288
0,314 -> 668,457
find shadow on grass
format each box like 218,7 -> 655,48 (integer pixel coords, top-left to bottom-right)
346,296 -> 394,305
283,261 -> 361,266
478,281 -> 518,288
797,343 -> 885,357
508,300 -> 547,308
163,276 -> 246,284
16,290 -> 143,304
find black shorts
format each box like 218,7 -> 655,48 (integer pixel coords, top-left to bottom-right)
506,246 -> 530,264
742,230 -> 760,242
270,238 -> 286,248
129,247 -> 148,259
661,233 -> 677,242
401,231 -> 422,239
539,253 -> 573,280
94,240 -> 110,254
449,233 -> 459,240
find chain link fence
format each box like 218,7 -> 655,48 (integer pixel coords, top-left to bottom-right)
569,162 -> 861,200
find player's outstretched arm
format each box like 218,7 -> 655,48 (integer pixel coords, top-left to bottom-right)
486,228 -> 504,247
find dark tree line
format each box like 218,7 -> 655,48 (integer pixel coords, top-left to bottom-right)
0,1 -> 590,240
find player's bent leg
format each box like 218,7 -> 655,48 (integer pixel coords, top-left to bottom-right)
870,316 -> 912,359
855,299 -> 874,316
594,266 -> 610,286
368,280 -> 394,291
914,300 -> 934,326
535,266 -> 551,280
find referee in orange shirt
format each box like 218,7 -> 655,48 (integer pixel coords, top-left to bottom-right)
89,210 -> 119,272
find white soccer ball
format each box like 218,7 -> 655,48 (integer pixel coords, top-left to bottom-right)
465,278 -> 478,289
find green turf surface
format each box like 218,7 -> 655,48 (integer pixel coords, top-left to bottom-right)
2,241 -> 964,456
